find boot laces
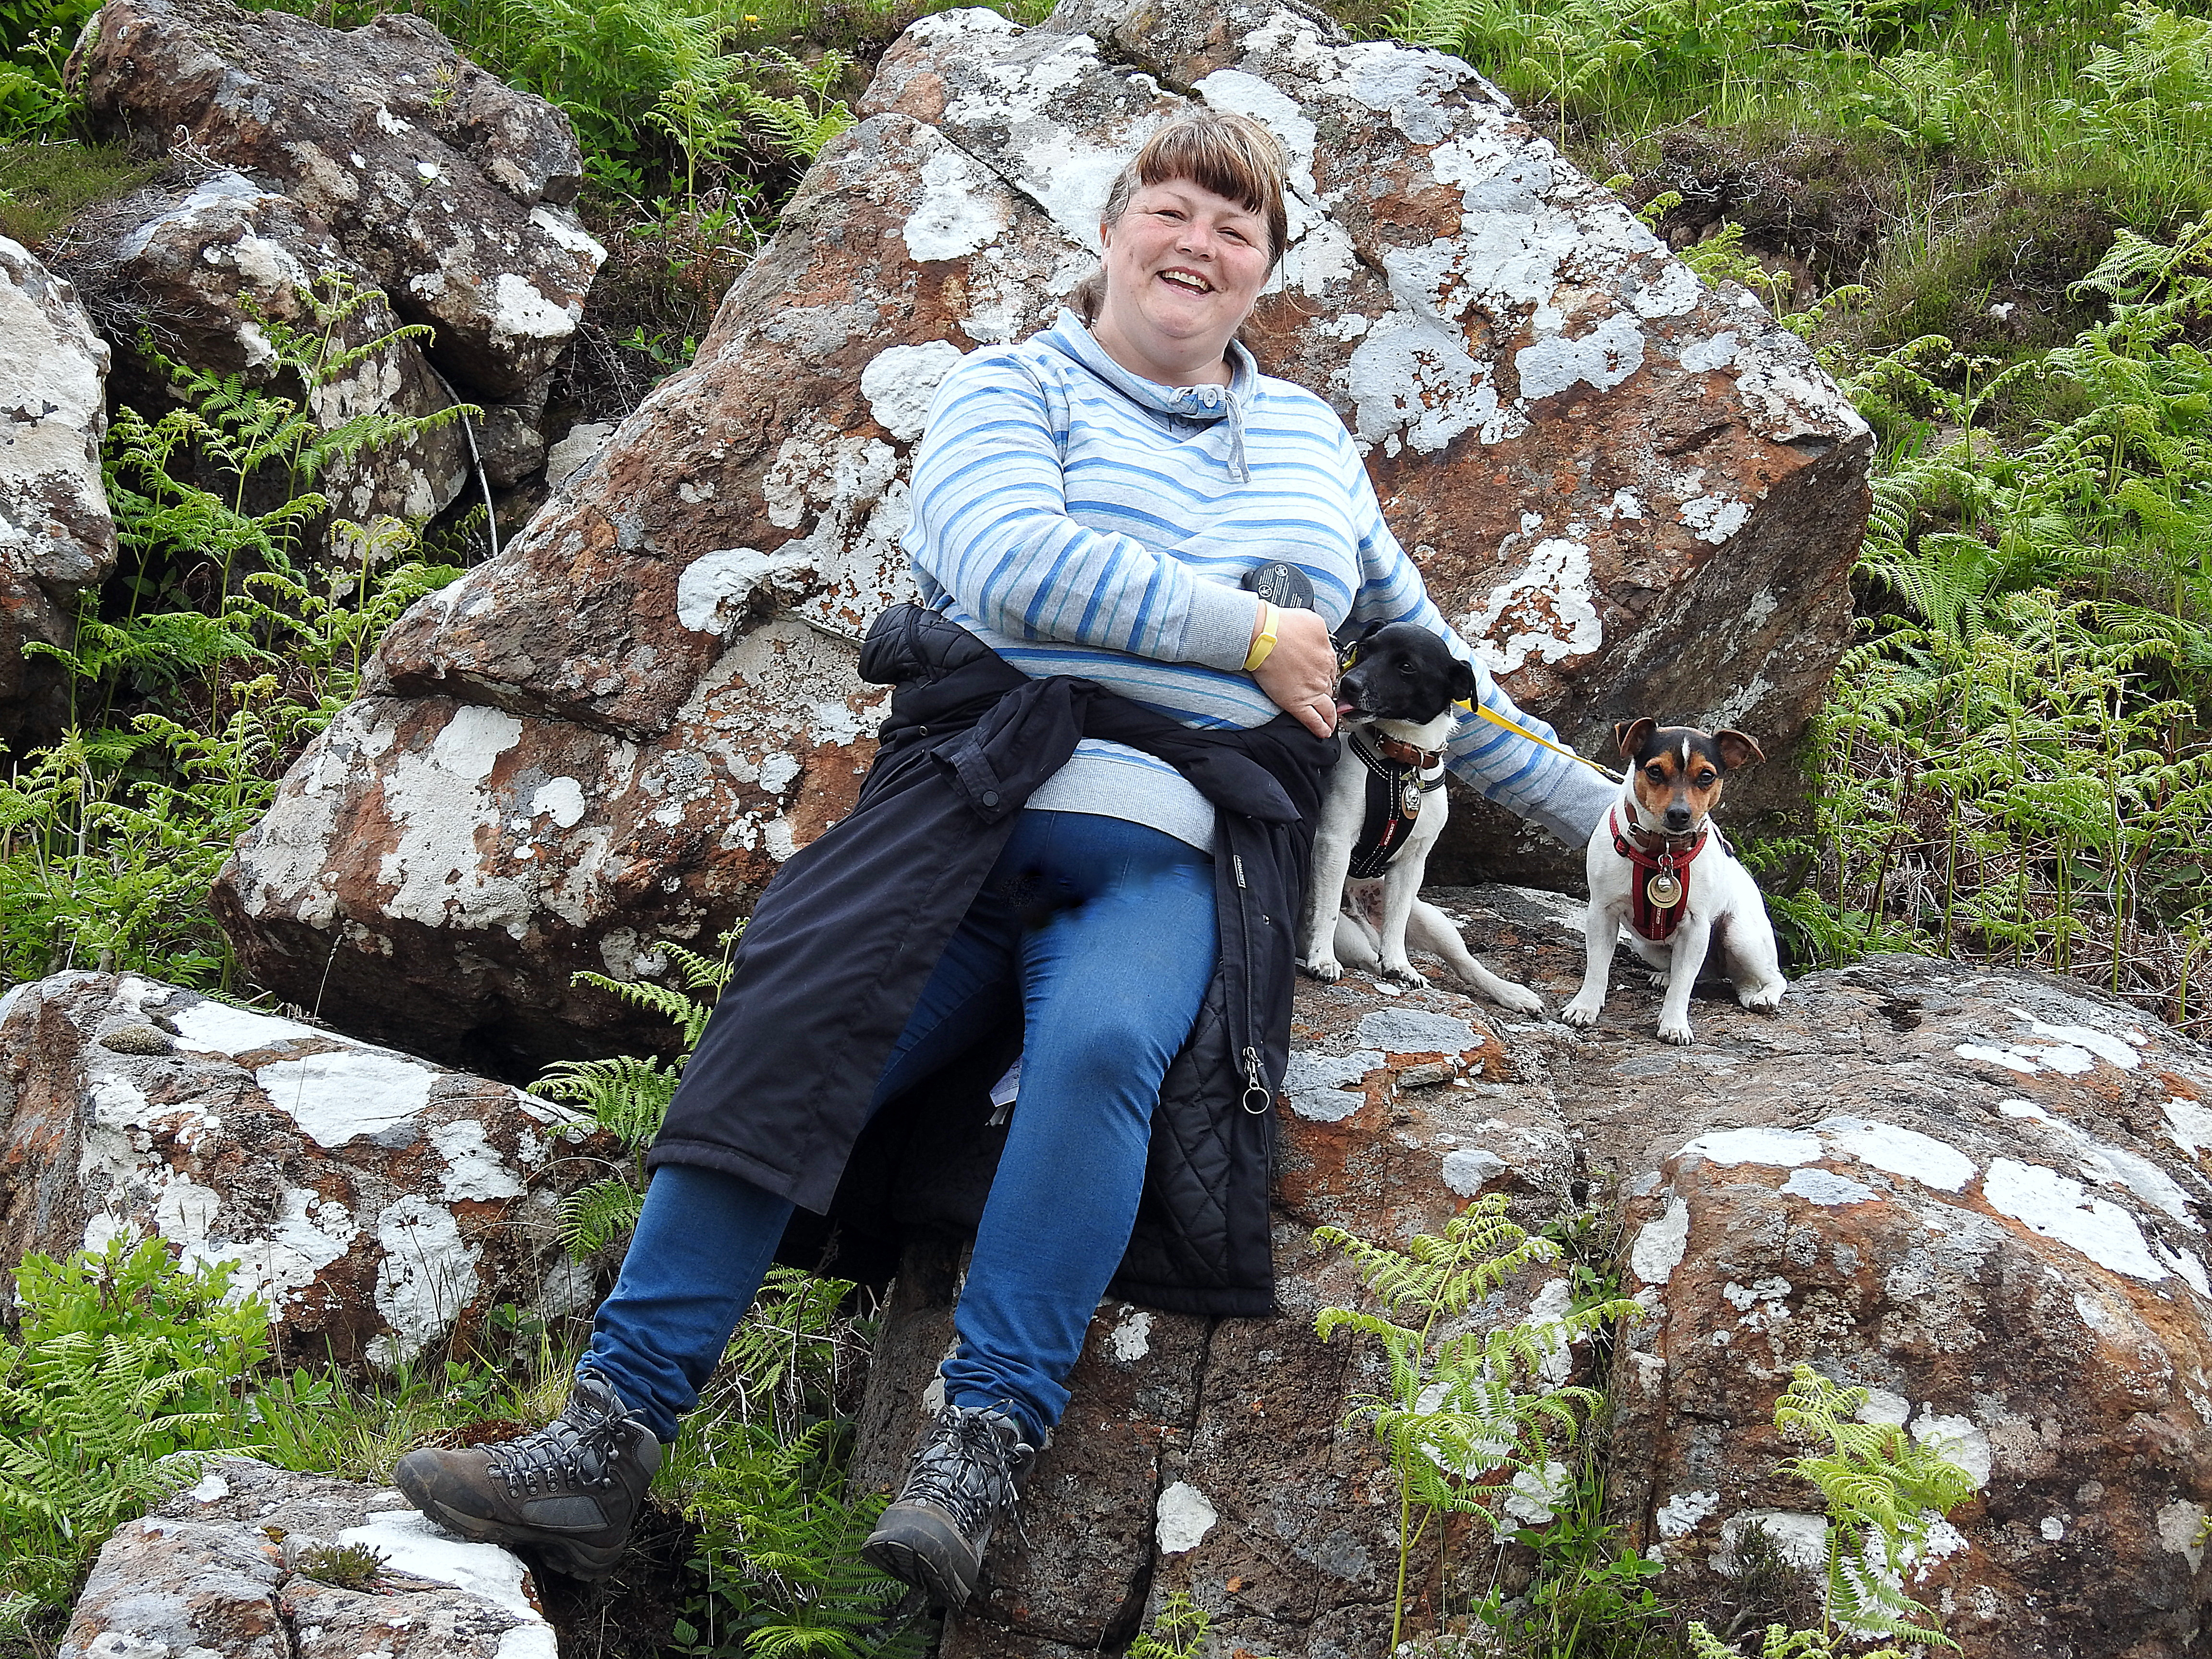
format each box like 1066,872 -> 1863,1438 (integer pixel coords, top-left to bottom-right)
486,1389 -> 627,1496
903,1408 -> 1024,1538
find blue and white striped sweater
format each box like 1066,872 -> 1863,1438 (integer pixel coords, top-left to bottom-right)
903,313 -> 1614,849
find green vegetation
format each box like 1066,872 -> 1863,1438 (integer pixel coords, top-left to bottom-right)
1313,1196 -> 1642,1651
0,0 -> 2205,1650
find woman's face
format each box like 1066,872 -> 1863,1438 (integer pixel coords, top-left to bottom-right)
1094,178 -> 1274,383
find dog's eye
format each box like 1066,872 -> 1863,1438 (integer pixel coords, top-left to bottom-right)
1645,764 -> 1667,781
1695,770 -> 1718,787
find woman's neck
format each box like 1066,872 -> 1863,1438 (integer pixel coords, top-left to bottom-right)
1088,311 -> 1231,388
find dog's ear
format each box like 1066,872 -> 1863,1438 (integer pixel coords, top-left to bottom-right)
1713,729 -> 1766,770
1448,655 -> 1478,707
1613,717 -> 1656,759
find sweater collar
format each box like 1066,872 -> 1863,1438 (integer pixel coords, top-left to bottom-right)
1042,310 -> 1257,482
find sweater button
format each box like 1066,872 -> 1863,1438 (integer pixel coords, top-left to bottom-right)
981,790 -> 1000,808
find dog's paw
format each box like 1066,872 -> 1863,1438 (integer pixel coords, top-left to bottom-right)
1657,1018 -> 1694,1046
1301,955 -> 1345,984
1560,999 -> 1601,1030
1738,979 -> 1787,1013
1487,980 -> 1546,1016
1645,969 -> 1671,989
1380,956 -> 1425,987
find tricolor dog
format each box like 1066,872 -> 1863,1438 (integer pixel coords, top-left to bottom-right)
1299,622 -> 1543,1014
1561,718 -> 1788,1045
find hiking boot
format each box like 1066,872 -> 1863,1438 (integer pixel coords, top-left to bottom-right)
393,1373 -> 661,1581
862,1403 -> 1035,1607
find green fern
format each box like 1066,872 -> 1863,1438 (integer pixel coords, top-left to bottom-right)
529,928 -> 742,1258
1130,1591 -> 1214,1659
1314,1196 -> 1640,1649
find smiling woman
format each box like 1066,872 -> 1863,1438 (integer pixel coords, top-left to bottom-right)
394,108 -> 1615,1621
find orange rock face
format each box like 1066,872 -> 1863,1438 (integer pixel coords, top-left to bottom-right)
217,0 -> 1868,1067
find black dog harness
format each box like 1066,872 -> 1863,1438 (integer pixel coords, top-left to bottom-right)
1346,729 -> 1446,879
1609,807 -> 1707,942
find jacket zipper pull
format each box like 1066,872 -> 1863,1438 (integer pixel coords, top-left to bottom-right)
1240,1045 -> 1272,1115
1232,853 -> 1248,890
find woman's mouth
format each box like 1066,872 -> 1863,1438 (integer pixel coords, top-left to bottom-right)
1158,269 -> 1213,293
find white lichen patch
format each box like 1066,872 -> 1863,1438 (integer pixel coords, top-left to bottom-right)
373,703 -> 534,935
901,144 -> 1011,264
860,340 -> 966,444
675,546 -> 813,635
1154,1480 -> 1218,1553
171,1000 -> 320,1055
1718,1512 -> 1827,1575
1656,1489 -> 1720,1539
1678,493 -> 1752,545
1782,1167 -> 1879,1206
430,1120 -> 526,1201
339,1508 -> 556,1659
1283,1047 -> 1383,1121
369,1194 -> 482,1365
1910,1409 -> 1992,1488
1982,1158 -> 2165,1282
2013,1009 -> 2140,1070
1515,314 -> 1646,400
1464,536 -> 1602,672
1632,1195 -> 1690,1284
1344,312 -> 1517,454
2157,1499 -> 2208,1570
1108,1308 -> 1153,1363
1815,1117 -> 1977,1193
1442,1147 -> 1508,1193
1678,1127 -> 1821,1168
1503,1458 -> 1573,1526
2164,1097 -> 2212,1160
254,1048 -> 437,1147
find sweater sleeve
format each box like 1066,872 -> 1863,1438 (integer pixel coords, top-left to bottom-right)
1338,440 -> 1615,847
903,350 -> 1261,670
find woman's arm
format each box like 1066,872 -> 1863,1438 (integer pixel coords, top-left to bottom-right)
1338,445 -> 1616,845
905,351 -> 1260,669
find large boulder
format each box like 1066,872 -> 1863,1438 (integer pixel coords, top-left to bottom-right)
0,235 -> 114,757
64,1456 -> 556,1659
66,168 -> 471,529
839,897 -> 2212,1656
214,0 -> 1870,1071
1595,953 -> 2212,1658
850,947 -> 1585,1656
0,972 -> 606,1365
73,0 -> 605,403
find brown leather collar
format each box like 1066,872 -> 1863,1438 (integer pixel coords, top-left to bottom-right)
1613,813 -> 1706,859
1374,734 -> 1443,769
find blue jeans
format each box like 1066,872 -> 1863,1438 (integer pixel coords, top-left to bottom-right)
581,809 -> 1218,1446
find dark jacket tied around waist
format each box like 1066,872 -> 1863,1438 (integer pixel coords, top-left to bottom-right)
649,604 -> 1337,1318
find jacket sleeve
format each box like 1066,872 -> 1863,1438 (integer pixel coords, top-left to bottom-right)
903,350 -> 1261,670
1337,440 -> 1614,847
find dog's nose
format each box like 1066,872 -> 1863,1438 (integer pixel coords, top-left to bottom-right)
1665,806 -> 1693,831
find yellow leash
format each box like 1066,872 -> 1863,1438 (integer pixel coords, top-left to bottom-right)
1460,698 -> 1624,784
1338,639 -> 1623,783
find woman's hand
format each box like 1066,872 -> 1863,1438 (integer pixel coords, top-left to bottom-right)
1252,606 -> 1340,738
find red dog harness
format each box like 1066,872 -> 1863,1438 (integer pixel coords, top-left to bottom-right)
1609,807 -> 1707,941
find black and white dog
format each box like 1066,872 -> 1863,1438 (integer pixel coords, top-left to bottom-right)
1298,622 -> 1544,1013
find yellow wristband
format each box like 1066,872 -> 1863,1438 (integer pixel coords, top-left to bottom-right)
1243,602 -> 1280,672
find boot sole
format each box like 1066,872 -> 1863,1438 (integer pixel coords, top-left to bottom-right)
862,1507 -> 980,1607
395,1466 -> 627,1583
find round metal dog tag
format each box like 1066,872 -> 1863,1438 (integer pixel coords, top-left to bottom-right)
1401,779 -> 1424,819
1647,870 -> 1684,910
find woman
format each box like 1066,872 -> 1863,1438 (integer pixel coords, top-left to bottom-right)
396,109 -> 1613,1607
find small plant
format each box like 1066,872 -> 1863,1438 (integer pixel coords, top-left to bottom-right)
529,928 -> 741,1257
1130,1590 -> 1215,1659
292,1540 -> 388,1591
1686,1365 -> 1976,1657
0,1238 -> 270,1618
1313,1195 -> 1641,1650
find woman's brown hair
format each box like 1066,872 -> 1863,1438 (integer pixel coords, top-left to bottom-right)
1068,108 -> 1290,323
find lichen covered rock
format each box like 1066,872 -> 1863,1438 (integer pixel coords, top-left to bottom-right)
0,972 -> 604,1364
218,0 -> 1868,1068
63,1457 -> 556,1659
74,0 -> 604,400
0,234 -> 114,756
